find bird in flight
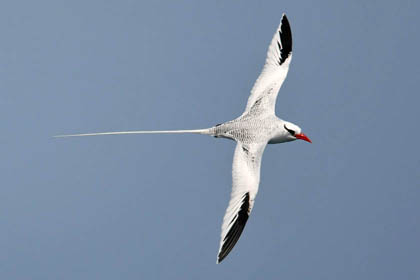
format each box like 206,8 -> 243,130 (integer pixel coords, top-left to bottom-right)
56,14 -> 311,263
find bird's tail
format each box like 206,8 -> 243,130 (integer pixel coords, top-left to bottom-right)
54,128 -> 214,138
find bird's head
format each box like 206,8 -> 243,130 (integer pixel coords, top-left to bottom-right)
282,121 -> 312,143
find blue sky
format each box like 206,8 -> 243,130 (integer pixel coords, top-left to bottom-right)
1,1 -> 419,279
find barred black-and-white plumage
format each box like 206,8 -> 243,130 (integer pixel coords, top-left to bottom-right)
55,13 -> 312,264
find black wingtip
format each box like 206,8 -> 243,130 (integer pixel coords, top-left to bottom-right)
278,14 -> 292,65
217,193 -> 251,263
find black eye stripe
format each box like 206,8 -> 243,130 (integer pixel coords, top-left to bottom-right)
284,125 -> 295,136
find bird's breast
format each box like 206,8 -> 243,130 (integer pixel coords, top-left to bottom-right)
214,118 -> 277,144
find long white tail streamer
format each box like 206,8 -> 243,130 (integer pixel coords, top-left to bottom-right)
54,128 -> 212,138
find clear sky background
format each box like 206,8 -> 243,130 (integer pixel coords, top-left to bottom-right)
1,1 -> 419,279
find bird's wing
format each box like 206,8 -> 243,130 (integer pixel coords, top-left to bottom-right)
217,142 -> 267,263
244,14 -> 293,115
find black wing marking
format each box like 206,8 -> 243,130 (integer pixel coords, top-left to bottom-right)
278,14 -> 292,65
217,192 -> 250,263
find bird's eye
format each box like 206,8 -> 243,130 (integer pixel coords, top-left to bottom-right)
284,125 -> 295,136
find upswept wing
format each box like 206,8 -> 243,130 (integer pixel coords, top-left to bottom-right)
217,142 -> 267,263
244,14 -> 293,115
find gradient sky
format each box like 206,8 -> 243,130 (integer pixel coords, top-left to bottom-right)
1,1 -> 419,279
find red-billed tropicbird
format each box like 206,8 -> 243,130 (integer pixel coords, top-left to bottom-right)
56,14 -> 312,263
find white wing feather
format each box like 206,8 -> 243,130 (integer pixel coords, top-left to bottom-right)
217,142 -> 266,263
245,14 -> 293,115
